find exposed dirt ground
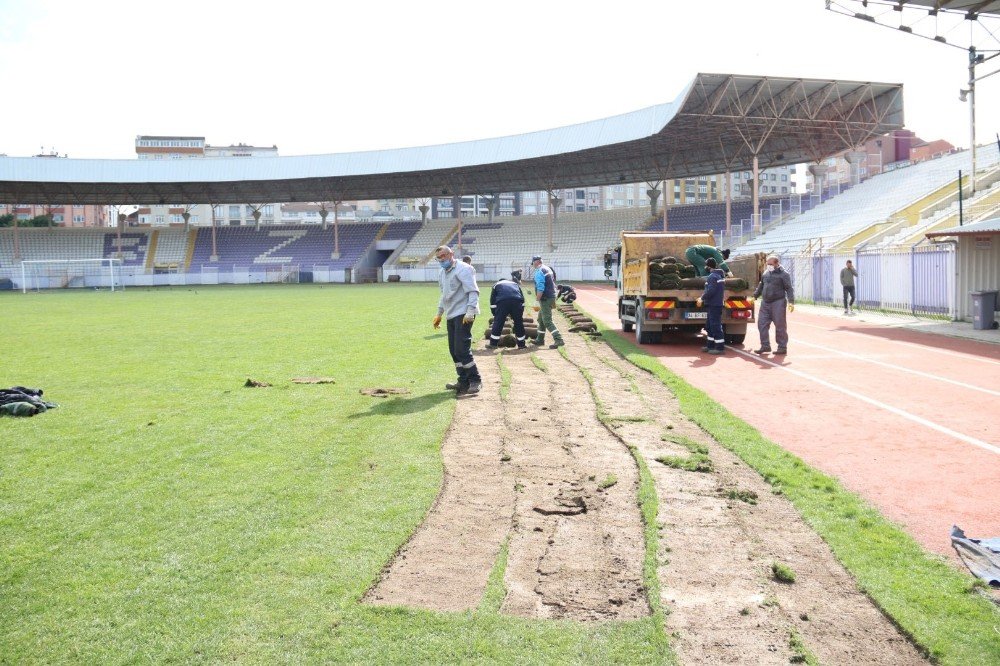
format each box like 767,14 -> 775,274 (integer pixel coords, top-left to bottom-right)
366,310 -> 927,662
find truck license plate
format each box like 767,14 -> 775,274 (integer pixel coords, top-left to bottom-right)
684,312 -> 708,320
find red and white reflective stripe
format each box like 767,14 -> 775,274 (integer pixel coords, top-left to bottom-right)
645,300 -> 676,309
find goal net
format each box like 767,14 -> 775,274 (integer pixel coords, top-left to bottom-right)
20,259 -> 124,292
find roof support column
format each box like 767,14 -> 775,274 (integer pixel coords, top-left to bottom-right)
418,200 -> 429,225
808,163 -> 830,202
485,194 -> 498,223
12,212 -> 19,261
252,208 -> 262,230
547,192 -> 560,252
182,211 -> 191,233
319,204 -> 328,231
454,195 -> 463,253
117,210 -> 126,259
646,184 -> 661,219
752,154 -> 761,234
844,150 -> 866,186
332,201 -> 341,259
210,204 -> 219,262
725,171 -> 732,234
661,180 -> 668,231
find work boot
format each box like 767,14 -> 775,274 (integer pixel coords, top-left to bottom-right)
701,345 -> 711,352
754,347 -> 772,354
530,337 -> 545,346
774,348 -> 787,355
708,348 -> 724,355
465,380 -> 482,395
549,341 -> 564,349
445,381 -> 461,390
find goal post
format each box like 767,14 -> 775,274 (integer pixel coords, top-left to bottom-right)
20,258 -> 124,292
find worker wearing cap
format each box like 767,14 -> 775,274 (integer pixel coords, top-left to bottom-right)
489,271 -> 527,349
530,255 -> 564,349
685,245 -> 731,277
432,245 -> 482,394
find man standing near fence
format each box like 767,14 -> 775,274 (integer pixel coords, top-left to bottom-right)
752,254 -> 794,355
841,259 -> 858,315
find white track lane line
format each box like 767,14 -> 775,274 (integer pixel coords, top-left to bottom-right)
793,339 -> 1000,397
796,320 -> 1000,367
577,287 -> 1000,451
730,348 -> 1000,456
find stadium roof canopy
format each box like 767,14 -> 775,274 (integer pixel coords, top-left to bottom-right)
0,73 -> 903,206
926,217 -> 1000,236
884,1 -> 1000,18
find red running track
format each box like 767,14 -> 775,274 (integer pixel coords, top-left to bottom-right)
574,284 -> 1000,558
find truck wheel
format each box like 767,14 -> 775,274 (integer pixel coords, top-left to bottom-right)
635,306 -> 659,344
622,321 -> 634,332
724,332 -> 746,345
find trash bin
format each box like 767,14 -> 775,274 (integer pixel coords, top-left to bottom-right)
971,290 -> 999,330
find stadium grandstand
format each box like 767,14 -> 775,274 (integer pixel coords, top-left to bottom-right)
1,73 -> 905,290
732,142 -> 1000,255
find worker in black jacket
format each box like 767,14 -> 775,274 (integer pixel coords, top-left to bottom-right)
556,283 -> 577,304
489,271 -> 527,348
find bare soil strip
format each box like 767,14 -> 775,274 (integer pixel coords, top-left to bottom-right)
366,309 -> 925,662
364,361 -> 514,611
564,329 -> 926,664
499,349 -> 647,620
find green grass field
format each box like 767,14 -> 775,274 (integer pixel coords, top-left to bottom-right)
0,285 -> 667,664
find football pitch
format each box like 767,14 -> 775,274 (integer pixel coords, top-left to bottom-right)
0,285 -> 667,663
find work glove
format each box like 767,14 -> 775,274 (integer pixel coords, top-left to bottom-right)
748,297 -> 755,306
727,272 -> 734,277
432,315 -> 442,329
462,313 -> 476,325
788,304 -> 795,313
696,298 -> 703,307
532,305 -> 540,312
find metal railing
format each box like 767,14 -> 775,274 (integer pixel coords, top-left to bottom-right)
778,245 -> 956,318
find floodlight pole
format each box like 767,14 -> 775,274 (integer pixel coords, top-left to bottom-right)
968,47 -> 978,196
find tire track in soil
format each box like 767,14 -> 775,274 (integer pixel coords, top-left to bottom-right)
364,352 -> 514,611
500,349 -> 648,620
564,328 -> 927,664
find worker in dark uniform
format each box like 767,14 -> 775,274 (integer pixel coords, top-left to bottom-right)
556,283 -> 577,304
489,271 -> 527,349
696,257 -> 726,355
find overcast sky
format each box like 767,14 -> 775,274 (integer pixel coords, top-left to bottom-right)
2,0 -> 999,160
